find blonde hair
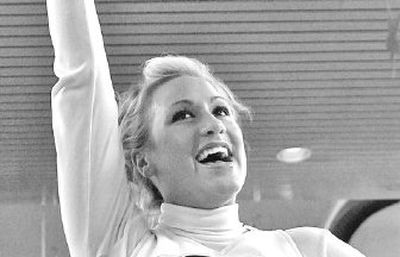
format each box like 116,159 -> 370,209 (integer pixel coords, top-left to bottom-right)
118,55 -> 251,222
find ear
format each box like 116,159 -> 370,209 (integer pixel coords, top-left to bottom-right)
134,152 -> 154,178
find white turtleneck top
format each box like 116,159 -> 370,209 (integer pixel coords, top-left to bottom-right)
103,202 -> 364,257
157,203 -> 247,252
131,202 -> 302,257
47,0 -> 365,256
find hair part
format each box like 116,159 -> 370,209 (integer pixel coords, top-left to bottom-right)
117,55 -> 251,222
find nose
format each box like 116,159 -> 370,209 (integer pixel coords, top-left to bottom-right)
200,113 -> 226,136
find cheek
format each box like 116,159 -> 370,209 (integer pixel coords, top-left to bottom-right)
229,120 -> 245,144
151,128 -> 196,189
153,127 -> 195,161
228,121 -> 247,159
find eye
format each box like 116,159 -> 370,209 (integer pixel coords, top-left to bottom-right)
213,105 -> 231,117
171,109 -> 194,123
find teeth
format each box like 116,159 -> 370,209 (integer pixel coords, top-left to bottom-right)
197,146 -> 228,162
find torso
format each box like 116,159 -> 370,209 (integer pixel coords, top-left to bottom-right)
110,227 -> 302,257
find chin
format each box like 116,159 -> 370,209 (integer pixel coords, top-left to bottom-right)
196,161 -> 246,197
213,177 -> 244,198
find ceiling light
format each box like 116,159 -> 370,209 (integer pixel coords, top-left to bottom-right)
276,147 -> 312,163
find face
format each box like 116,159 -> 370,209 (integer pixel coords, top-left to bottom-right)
144,75 -> 247,209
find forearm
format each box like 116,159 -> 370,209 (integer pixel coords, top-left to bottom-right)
47,0 -> 107,78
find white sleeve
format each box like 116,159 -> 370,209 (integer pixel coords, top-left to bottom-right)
286,227 -> 366,257
47,0 -> 147,256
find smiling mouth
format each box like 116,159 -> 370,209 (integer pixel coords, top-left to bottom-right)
195,145 -> 233,164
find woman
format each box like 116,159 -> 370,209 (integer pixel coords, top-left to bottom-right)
47,0 -> 366,256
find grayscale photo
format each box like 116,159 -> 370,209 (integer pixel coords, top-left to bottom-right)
1,0 -> 400,256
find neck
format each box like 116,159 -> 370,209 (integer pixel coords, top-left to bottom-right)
163,190 -> 238,210
156,202 -> 246,251
165,197 -> 237,210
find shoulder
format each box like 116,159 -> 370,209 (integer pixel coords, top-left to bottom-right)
285,227 -> 365,257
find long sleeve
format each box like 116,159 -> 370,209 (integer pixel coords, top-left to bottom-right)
47,1 -> 145,256
286,227 -> 366,257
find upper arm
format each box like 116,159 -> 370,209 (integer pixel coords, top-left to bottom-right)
287,227 -> 366,257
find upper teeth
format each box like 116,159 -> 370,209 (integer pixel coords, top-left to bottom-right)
197,146 -> 229,162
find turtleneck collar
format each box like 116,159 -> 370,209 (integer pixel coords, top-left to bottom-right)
156,203 -> 246,251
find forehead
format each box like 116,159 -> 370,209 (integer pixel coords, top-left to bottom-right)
151,75 -> 226,107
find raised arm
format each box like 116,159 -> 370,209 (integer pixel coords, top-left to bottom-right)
47,0 -> 134,256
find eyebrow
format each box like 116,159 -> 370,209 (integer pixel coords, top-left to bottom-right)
211,96 -> 229,103
170,96 -> 229,107
170,99 -> 193,107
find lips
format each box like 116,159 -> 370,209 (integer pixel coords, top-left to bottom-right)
195,142 -> 233,164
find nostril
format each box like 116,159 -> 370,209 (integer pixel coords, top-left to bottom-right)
205,125 -> 224,135
201,116 -> 226,136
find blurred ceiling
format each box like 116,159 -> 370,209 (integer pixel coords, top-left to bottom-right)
1,0 -> 400,203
